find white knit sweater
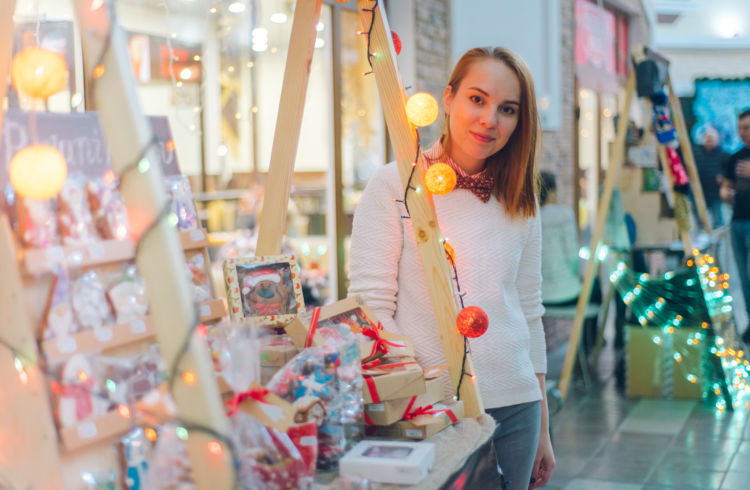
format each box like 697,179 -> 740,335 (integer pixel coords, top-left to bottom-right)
348,148 -> 547,410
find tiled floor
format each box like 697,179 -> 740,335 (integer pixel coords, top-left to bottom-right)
544,344 -> 750,489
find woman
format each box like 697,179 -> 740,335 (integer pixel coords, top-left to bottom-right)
349,47 -> 555,489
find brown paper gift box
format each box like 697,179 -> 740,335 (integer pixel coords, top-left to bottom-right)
365,376 -> 446,426
626,325 -> 703,399
260,340 -> 298,367
366,399 -> 464,440
285,295 -> 414,360
362,357 -> 426,404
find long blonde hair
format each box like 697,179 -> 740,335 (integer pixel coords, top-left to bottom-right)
442,47 -> 540,219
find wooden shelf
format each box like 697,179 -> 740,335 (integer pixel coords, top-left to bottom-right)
199,298 -> 226,323
58,408 -> 133,452
21,229 -> 210,276
42,317 -> 156,365
22,239 -> 135,276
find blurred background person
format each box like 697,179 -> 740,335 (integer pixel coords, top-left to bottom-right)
692,125 -> 729,228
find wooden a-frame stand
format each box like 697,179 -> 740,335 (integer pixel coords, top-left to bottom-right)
557,46 -> 713,400
256,0 -> 483,417
0,0 -> 234,487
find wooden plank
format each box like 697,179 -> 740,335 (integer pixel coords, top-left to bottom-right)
255,0 -> 323,256
0,0 -> 15,141
667,75 -> 712,234
72,3 -> 234,488
355,0 -> 483,417
41,317 -> 156,365
22,239 -> 135,276
0,216 -> 65,487
559,70 -> 636,400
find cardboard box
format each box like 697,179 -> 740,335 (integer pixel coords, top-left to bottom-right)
340,440 -> 435,485
285,295 -> 414,360
362,357 -> 425,404
626,325 -> 703,399
366,399 -> 464,440
365,368 -> 447,426
260,339 -> 298,367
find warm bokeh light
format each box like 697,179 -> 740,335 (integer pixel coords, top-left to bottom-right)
182,371 -> 196,386
11,47 -> 68,99
10,144 -> 67,200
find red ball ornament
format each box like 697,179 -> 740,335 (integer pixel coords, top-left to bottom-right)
456,306 -> 489,338
391,30 -> 402,55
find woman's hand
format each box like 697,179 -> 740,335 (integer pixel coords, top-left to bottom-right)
529,430 -> 555,489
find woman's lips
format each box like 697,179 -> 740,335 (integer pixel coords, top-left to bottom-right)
470,131 -> 495,143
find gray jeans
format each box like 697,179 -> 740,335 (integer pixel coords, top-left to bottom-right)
486,401 -> 542,490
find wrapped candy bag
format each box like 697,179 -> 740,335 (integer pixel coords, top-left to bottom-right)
15,196 -> 58,248
165,175 -> 198,230
185,253 -> 212,303
118,428 -> 152,490
267,325 -> 363,469
205,321 -> 261,391
145,424 -> 196,489
127,344 -> 167,405
57,354 -> 110,427
58,175 -> 98,245
81,470 -> 118,489
107,265 -> 148,324
87,178 -> 129,240
44,270 -> 77,340
232,411 -> 309,490
72,271 -> 113,331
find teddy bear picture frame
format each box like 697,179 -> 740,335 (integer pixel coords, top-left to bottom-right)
222,254 -> 305,326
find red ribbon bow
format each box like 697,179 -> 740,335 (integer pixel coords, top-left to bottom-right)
361,322 -> 403,359
225,386 -> 270,416
60,381 -> 94,421
401,396 -> 458,423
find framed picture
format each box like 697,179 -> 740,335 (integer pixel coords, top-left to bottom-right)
223,255 -> 304,326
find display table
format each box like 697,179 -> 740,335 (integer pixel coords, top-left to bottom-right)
314,415 -> 497,489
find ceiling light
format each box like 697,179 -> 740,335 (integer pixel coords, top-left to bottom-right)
228,2 -> 245,13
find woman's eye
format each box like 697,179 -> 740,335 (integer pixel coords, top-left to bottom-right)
469,95 -> 482,104
499,105 -> 517,115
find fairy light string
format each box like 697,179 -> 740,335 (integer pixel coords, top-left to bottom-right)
360,0 -> 475,402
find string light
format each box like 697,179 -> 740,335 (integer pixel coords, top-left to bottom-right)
182,371 -> 196,386
405,92 -> 439,127
207,440 -> 223,455
424,163 -> 457,195
9,145 -> 67,200
11,47 -> 68,99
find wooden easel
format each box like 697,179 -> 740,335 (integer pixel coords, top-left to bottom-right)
256,0 -> 483,417
0,0 -> 234,487
558,46 -> 712,400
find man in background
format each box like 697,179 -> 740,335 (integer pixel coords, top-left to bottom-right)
720,109 -> 750,345
693,125 -> 729,227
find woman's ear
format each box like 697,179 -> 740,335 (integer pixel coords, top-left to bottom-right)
442,85 -> 454,115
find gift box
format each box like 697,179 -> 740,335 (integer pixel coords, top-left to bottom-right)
362,356 -> 425,404
364,366 -> 447,426
285,295 -> 414,361
260,337 -> 298,367
366,399 -> 463,440
626,325 -> 704,400
340,440 -> 435,485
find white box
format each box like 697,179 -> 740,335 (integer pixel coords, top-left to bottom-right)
339,440 -> 435,485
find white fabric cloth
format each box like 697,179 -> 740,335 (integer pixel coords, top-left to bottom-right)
348,143 -> 546,410
540,204 -> 582,304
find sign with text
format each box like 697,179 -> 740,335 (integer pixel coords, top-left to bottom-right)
0,109 -> 181,197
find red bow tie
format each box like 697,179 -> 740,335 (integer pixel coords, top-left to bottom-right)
455,173 -> 495,203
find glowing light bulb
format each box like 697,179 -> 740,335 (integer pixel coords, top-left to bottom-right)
10,145 -> 67,200
424,163 -> 457,195
207,440 -> 222,455
182,371 -> 196,385
405,92 -> 439,127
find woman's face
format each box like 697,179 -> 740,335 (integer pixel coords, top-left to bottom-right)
443,58 -> 521,173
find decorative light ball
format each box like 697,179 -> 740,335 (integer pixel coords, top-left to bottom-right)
425,163 -> 457,195
10,144 -> 67,200
456,306 -> 489,338
405,92 -> 439,127
11,47 -> 68,99
443,241 -> 455,263
391,30 -> 402,55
